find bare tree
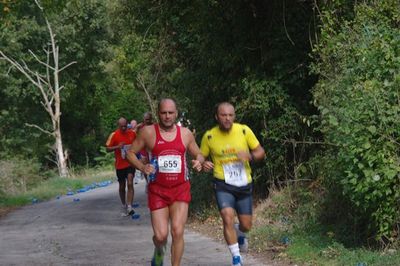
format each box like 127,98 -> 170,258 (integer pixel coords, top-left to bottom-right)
0,1 -> 75,177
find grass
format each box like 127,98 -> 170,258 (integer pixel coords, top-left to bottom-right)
249,185 -> 400,266
0,168 -> 115,207
286,231 -> 400,265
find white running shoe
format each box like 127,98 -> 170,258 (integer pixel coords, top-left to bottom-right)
120,205 -> 128,217
127,205 -> 135,216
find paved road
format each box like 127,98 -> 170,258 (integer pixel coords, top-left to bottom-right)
0,180 -> 265,266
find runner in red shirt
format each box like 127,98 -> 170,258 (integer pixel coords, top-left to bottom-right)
127,99 -> 204,266
106,117 -> 137,216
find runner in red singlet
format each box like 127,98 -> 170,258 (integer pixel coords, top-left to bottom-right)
127,98 -> 204,266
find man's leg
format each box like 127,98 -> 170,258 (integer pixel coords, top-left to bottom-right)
151,207 -> 169,265
220,207 -> 237,244
215,187 -> 243,265
169,201 -> 189,266
237,215 -> 252,232
126,170 -> 135,214
118,178 -> 126,206
235,192 -> 253,252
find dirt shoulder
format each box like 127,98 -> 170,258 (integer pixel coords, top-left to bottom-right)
0,206 -> 17,219
187,206 -> 295,266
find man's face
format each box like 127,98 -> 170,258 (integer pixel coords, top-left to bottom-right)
118,119 -> 128,132
143,114 -> 153,125
216,104 -> 235,131
158,100 -> 177,129
130,120 -> 137,129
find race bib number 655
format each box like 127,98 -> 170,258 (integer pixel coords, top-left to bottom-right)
158,155 -> 182,173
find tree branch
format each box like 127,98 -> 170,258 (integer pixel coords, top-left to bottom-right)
58,61 -> 77,73
283,0 -> 295,46
28,49 -> 55,71
137,74 -> 156,116
0,50 -> 41,88
25,123 -> 54,136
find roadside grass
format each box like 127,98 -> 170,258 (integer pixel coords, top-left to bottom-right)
0,167 -> 115,208
250,185 -> 400,266
287,231 -> 400,266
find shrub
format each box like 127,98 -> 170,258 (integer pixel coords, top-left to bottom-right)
311,1 -> 400,243
0,157 -> 45,195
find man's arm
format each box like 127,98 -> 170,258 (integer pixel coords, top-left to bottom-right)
199,130 -> 214,172
237,145 -> 265,162
250,145 -> 265,161
183,128 -> 204,172
126,128 -> 154,175
105,132 -> 124,152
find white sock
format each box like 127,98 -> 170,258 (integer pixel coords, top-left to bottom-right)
228,243 -> 240,257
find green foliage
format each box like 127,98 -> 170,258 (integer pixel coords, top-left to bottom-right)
0,157 -> 53,196
93,146 -> 114,168
189,172 -> 218,218
111,0 -> 319,195
0,1 -> 149,168
254,184 -> 400,265
312,1 -> 400,242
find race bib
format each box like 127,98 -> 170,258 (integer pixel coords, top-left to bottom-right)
121,145 -> 131,159
158,155 -> 182,173
223,162 -> 248,187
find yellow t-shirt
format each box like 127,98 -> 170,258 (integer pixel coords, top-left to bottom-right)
200,123 -> 260,183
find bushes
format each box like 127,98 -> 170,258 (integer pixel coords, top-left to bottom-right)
312,1 -> 400,242
0,157 -> 48,195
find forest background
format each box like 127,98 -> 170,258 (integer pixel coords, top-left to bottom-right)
0,0 -> 399,264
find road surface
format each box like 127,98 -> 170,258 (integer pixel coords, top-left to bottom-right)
0,179 -> 265,265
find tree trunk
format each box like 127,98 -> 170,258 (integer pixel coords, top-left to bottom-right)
54,126 -> 68,177
0,2 -> 75,177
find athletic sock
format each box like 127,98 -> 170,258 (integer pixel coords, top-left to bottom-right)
228,243 -> 240,257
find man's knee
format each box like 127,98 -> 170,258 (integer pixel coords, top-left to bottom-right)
153,231 -> 168,244
126,181 -> 134,191
118,181 -> 126,191
239,217 -> 252,232
220,208 -> 235,226
170,224 -> 185,240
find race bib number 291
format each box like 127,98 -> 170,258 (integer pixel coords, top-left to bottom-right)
223,162 -> 248,187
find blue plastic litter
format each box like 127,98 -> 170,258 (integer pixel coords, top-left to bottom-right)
97,180 -> 112,188
66,191 -> 74,196
73,198 -> 80,202
131,214 -> 140,220
77,188 -> 87,193
281,216 -> 290,224
281,236 -> 291,245
56,195 -> 61,199
32,198 -> 38,204
132,203 -> 139,208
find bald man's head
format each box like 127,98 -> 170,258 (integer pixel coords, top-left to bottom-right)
118,117 -> 128,132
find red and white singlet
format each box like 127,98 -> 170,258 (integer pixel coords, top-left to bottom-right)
150,124 -> 188,187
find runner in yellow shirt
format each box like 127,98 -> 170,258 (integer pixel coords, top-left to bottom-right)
200,102 -> 265,266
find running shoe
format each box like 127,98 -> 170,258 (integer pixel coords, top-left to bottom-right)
120,205 -> 128,217
238,235 -> 248,253
127,205 -> 135,216
151,245 -> 165,266
235,223 -> 248,253
232,255 -> 243,266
